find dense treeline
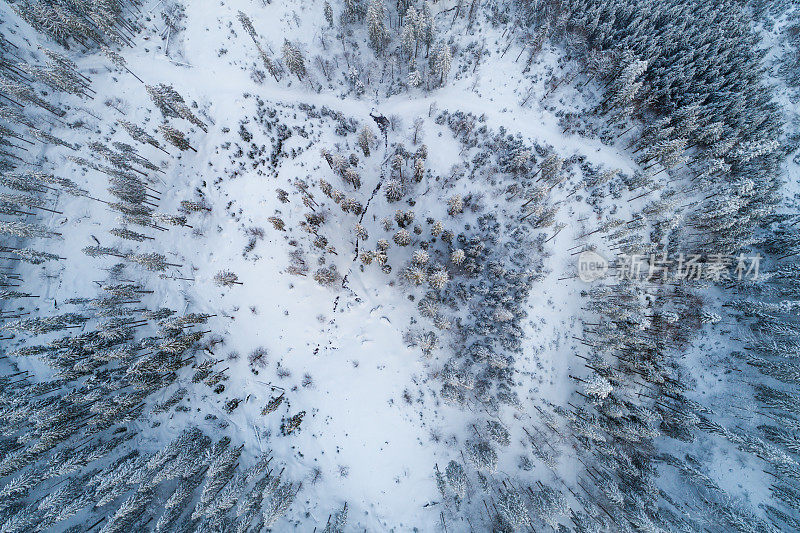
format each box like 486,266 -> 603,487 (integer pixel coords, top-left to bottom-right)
0,1 -> 298,530
0,0 -> 798,530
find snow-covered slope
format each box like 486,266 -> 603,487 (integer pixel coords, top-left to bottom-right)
1,0 -> 800,531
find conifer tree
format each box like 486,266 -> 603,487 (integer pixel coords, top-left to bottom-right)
367,0 -> 388,54
323,502 -> 348,533
445,460 -> 467,498
118,120 -> 170,154
214,270 -> 242,287
430,42 -> 452,86
342,0 -> 366,23
357,126 -> 376,157
262,479 -> 297,526
282,40 -> 306,81
158,124 -> 195,152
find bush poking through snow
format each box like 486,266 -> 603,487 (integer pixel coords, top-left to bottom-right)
249,347 -> 269,369
314,265 -> 340,286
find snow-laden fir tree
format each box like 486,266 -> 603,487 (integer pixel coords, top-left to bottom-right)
393,228 -> 411,246
497,488 -> 532,530
367,0 -> 388,54
322,503 -> 348,533
282,40 -> 306,80
159,123 -> 195,152
214,270 -> 242,287
357,126 -> 376,156
262,478 -> 297,527
384,179 -> 404,202
0,220 -> 59,239
342,0 -> 366,23
127,252 -> 176,272
466,439 -> 498,472
447,194 -> 463,216
237,11 -> 257,40
430,42 -> 452,86
444,460 -> 467,498
118,120 -> 170,154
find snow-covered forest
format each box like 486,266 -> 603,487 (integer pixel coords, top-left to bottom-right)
0,0 -> 799,530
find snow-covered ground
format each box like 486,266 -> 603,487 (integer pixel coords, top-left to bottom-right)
3,0 -> 800,530
0,0 -> 703,526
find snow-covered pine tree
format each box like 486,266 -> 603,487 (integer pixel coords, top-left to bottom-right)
214,270 -> 242,286
282,40 -> 306,81
367,0 -> 388,54
118,120 -> 170,154
357,126 -> 376,156
430,42 -> 452,86
322,502 -> 348,533
127,252 -> 179,271
154,84 -> 207,131
0,220 -> 60,239
444,460 -> 467,498
496,488 -> 532,530
262,478 -> 297,526
146,84 -> 181,119
342,0 -> 366,23
237,11 -> 257,41
158,124 -> 195,152
466,439 -> 498,472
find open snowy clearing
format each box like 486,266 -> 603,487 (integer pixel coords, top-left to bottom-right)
1,0 -> 800,531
